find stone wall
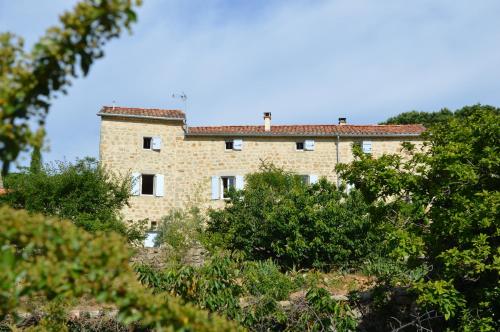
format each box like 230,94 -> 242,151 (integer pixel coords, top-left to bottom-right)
100,117 -> 423,223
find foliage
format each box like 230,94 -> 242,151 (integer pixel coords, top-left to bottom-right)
242,260 -> 295,301
0,0 -> 141,174
155,207 -> 205,262
0,157 -> 143,242
206,164 -> 375,270
137,255 -> 243,320
380,103 -> 498,128
338,105 -> 500,330
0,206 -> 239,331
136,255 -> 359,331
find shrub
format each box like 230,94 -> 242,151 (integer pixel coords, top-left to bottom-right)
0,206 -> 238,331
0,157 -> 143,242
242,260 -> 295,301
206,164 -> 375,270
154,207 -> 205,262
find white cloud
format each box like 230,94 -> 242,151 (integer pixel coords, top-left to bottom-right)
2,0 -> 500,165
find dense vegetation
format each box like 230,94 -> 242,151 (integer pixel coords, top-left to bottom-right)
0,207 -> 238,331
0,157 -> 143,242
340,105 -> 500,330
206,165 -> 375,270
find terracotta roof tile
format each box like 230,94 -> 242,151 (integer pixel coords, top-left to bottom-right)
187,124 -> 425,137
98,106 -> 185,119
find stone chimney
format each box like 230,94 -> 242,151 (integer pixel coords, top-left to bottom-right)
264,112 -> 272,131
338,117 -> 347,125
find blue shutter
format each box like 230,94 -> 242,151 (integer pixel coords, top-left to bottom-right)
211,176 -> 220,200
131,173 -> 141,195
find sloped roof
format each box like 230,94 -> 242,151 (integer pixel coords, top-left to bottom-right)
187,124 -> 425,137
98,106 -> 185,120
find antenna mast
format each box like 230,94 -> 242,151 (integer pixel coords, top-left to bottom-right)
172,92 -> 187,113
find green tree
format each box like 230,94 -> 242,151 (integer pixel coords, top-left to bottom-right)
338,105 -> 500,330
0,157 -> 142,241
206,164 -> 375,270
0,0 -> 141,175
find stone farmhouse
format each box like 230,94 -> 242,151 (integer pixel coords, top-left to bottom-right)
98,106 -> 425,226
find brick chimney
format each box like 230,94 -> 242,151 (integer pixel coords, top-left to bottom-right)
264,112 -> 272,131
338,117 -> 347,125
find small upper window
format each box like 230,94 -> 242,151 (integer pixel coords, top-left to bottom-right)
225,141 -> 234,150
221,176 -> 236,198
296,142 -> 304,150
141,174 -> 154,195
143,137 -> 152,149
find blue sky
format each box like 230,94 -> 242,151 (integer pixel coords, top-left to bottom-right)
1,0 -> 500,166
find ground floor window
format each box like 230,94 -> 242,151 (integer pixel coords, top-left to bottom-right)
299,175 -> 310,185
221,176 -> 236,198
141,174 -> 155,195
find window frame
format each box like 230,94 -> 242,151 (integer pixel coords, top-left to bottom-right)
220,176 -> 236,199
140,174 -> 155,196
299,175 -> 310,185
225,140 -> 234,150
296,141 -> 305,151
143,137 -> 153,150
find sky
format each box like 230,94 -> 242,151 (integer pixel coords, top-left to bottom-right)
1,0 -> 500,166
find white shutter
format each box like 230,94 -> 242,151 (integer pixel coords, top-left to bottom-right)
233,139 -> 243,151
211,176 -> 220,200
309,174 -> 318,184
152,136 -> 162,150
131,173 -> 141,196
155,174 -> 164,197
346,183 -> 355,193
362,141 -> 372,154
304,139 -> 315,151
235,175 -> 245,190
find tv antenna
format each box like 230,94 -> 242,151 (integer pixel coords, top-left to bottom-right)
172,92 -> 187,112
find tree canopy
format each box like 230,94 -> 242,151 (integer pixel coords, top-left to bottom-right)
338,105 -> 500,330
0,0 -> 141,175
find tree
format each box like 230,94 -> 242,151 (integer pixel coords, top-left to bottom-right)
206,164 -> 375,270
337,105 -> 500,330
0,157 -> 142,241
0,0 -> 141,175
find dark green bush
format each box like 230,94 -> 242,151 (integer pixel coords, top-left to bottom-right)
0,157 -> 143,242
206,165 -> 376,270
242,260 -> 295,301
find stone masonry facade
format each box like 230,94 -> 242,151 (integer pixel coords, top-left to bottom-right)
98,107 -> 425,224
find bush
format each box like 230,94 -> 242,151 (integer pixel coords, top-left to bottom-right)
242,260 -> 295,301
154,207 -> 205,262
0,206 -> 238,331
0,157 -> 144,242
206,164 -> 376,270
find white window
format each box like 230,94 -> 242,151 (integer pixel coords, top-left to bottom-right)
299,174 -> 318,185
221,176 -> 236,199
131,173 -> 164,196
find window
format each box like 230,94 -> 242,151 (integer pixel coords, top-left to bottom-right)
150,221 -> 158,230
299,175 -> 310,185
143,137 -> 152,149
141,174 -> 154,195
296,142 -> 304,150
225,141 -> 234,150
221,176 -> 236,198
